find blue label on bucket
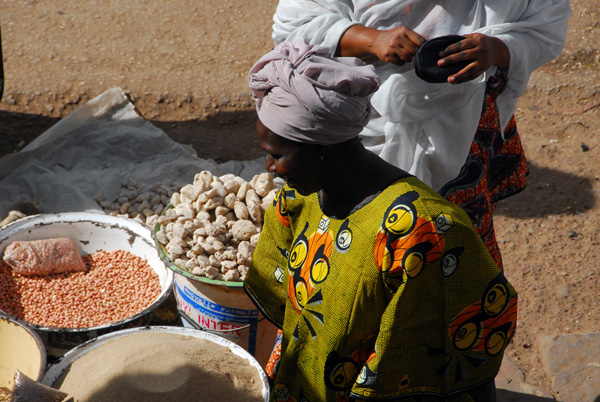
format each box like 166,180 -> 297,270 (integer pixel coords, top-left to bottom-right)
174,281 -> 259,356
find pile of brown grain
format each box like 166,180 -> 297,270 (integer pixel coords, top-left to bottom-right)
53,331 -> 265,402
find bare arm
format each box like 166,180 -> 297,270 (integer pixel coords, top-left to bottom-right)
339,26 -> 509,85
337,25 -> 425,65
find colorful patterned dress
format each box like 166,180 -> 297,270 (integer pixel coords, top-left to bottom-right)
245,177 -> 518,402
439,70 -> 528,271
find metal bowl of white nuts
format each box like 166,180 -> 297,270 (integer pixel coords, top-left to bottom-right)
152,170 -> 282,287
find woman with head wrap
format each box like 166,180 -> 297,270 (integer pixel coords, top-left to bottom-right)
245,39 -> 517,402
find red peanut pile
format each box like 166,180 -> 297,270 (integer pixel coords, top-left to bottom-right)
0,250 -> 161,328
0,388 -> 10,402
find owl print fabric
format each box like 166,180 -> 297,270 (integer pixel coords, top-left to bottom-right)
244,177 -> 517,402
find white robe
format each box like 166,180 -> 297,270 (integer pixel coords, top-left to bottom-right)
272,0 -> 571,190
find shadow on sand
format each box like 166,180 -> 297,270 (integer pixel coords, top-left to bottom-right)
0,109 -> 263,162
495,161 -> 596,219
2,110 -> 595,218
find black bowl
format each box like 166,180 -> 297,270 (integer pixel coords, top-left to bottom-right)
414,35 -> 469,83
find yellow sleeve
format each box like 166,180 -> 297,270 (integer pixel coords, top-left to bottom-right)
244,188 -> 295,328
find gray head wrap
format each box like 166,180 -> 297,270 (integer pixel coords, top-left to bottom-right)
248,39 -> 379,145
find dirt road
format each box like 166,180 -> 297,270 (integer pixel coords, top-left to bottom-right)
1,1 -> 599,398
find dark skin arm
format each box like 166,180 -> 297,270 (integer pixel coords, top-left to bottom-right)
336,25 -> 424,64
337,26 -> 510,84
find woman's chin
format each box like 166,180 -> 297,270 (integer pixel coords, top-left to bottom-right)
287,181 -> 307,196
287,181 -> 300,192
286,179 -> 320,196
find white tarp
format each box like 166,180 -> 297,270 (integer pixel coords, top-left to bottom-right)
0,87 -> 267,218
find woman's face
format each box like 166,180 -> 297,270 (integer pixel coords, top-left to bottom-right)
256,120 -> 324,196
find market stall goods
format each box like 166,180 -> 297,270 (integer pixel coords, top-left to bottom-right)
96,180 -> 180,229
0,249 -> 161,328
2,238 -> 86,276
154,171 -> 282,282
52,331 -> 265,402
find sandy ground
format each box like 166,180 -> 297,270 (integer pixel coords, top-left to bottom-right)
1,1 -> 599,399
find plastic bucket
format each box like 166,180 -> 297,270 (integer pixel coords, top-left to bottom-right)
0,314 -> 47,391
42,326 -> 270,401
172,274 -> 278,366
0,212 -> 174,359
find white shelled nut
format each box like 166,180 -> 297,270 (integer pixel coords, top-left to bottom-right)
237,182 -> 250,201
238,241 -> 252,260
157,216 -> 170,226
250,233 -> 261,247
146,215 -> 159,229
209,255 -> 221,268
195,171 -> 213,189
204,197 -> 223,210
249,175 -> 258,189
211,181 -> 226,198
180,183 -> 204,203
247,199 -> 262,223
238,265 -> 249,276
223,268 -> 240,281
165,208 -> 177,220
196,211 -> 211,221
215,206 -> 230,217
223,179 -> 241,195
171,222 -> 189,239
231,220 -> 258,241
183,221 -> 197,232
234,201 -> 250,220
206,266 -> 219,279
222,249 -> 237,261
170,193 -> 181,207
254,172 -> 274,197
215,215 -> 228,226
167,244 -> 185,256
261,189 -> 278,213
246,189 -> 260,207
212,239 -> 225,252
175,202 -> 195,219
224,193 -> 238,209
191,243 -> 205,255
221,260 -> 237,272
219,173 -> 237,183
198,188 -> 219,203
197,255 -> 210,267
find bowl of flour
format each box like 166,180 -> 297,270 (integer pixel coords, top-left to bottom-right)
42,326 -> 269,402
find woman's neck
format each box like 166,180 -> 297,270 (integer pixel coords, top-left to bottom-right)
319,146 -> 408,218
